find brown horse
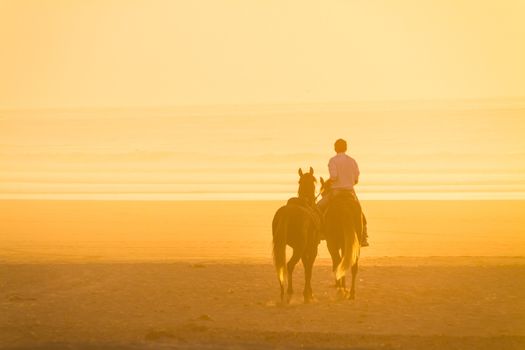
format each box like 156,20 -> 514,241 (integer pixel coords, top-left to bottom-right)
319,177 -> 361,299
272,167 -> 320,304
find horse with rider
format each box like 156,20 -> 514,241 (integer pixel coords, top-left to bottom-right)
272,138 -> 368,303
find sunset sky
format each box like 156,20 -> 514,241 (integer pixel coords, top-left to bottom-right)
1,1 -> 525,107
1,1 -> 524,200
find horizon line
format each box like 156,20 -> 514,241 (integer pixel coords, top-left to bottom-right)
2,192 -> 525,201
1,96 -> 525,113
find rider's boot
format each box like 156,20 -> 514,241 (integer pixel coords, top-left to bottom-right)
360,224 -> 369,247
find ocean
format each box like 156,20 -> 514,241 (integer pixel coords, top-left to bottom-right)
1,104 -> 525,201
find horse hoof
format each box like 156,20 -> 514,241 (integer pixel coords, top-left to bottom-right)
306,295 -> 318,304
304,294 -> 315,304
336,288 -> 346,300
347,292 -> 355,300
279,296 -> 291,307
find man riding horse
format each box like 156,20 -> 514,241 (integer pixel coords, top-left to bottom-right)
318,138 -> 369,247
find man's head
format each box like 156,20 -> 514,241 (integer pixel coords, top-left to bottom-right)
334,138 -> 347,153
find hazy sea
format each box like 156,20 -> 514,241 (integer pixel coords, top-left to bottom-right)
1,104 -> 525,262
1,103 -> 525,201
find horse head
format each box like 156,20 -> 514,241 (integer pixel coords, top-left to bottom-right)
297,167 -> 317,203
319,177 -> 333,198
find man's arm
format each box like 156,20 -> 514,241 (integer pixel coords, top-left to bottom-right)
354,159 -> 360,185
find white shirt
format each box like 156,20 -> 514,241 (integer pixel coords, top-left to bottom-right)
328,152 -> 360,190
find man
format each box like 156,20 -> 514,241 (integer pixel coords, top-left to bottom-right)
318,138 -> 369,247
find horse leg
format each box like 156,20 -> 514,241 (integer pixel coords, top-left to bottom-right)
301,256 -> 312,303
286,249 -> 302,303
327,241 -> 342,288
348,259 -> 359,300
302,251 -> 316,303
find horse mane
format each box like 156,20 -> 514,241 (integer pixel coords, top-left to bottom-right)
298,173 -> 316,204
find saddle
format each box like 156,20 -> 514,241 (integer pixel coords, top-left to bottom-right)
286,197 -> 322,235
326,190 -> 363,238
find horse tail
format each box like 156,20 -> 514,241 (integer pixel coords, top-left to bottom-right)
335,219 -> 360,280
272,208 -> 288,288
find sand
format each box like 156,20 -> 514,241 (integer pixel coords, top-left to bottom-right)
2,200 -> 525,348
2,200 -> 525,263
2,257 -> 524,349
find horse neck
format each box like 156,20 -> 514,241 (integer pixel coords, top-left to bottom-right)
298,185 -> 315,205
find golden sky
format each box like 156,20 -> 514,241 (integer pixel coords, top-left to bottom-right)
1,1 -> 524,108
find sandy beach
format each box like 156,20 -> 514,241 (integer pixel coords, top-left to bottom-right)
2,257 -> 524,349
2,200 -> 525,349
2,200 -> 525,263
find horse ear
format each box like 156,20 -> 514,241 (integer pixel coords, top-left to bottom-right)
320,177 -> 325,185
298,168 -> 303,177
309,167 -> 314,175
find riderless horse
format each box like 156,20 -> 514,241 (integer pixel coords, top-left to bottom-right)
272,167 -> 320,304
